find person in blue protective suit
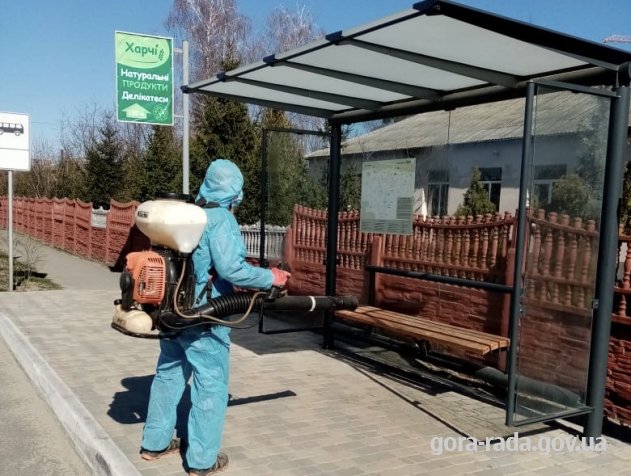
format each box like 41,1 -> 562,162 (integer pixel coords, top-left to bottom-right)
139,158 -> 290,476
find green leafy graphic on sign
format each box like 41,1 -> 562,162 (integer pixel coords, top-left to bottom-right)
153,104 -> 169,121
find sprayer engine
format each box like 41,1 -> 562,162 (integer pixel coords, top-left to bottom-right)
116,247 -> 196,330
119,250 -> 166,308
113,247 -> 197,336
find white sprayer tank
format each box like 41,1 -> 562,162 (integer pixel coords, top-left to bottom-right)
135,199 -> 207,254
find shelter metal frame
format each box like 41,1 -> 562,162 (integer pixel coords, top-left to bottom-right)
184,0 -> 631,437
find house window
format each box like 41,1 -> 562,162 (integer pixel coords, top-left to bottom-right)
427,169 -> 449,217
533,164 -> 567,205
479,167 -> 502,209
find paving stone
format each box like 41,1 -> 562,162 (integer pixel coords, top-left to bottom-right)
2,245 -> 631,475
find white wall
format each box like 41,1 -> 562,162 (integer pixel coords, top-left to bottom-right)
308,133 -> 631,218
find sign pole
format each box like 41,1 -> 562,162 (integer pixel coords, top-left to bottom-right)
7,170 -> 13,292
183,40 -> 190,195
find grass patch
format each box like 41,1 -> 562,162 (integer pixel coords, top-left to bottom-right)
0,252 -> 61,292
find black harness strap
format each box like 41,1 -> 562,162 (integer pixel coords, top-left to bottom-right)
194,197 -> 221,304
195,198 -> 220,209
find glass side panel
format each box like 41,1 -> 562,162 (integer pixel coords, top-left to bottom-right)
512,86 -> 610,423
259,129 -> 330,333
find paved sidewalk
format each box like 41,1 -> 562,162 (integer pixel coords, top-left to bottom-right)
2,244 -> 631,475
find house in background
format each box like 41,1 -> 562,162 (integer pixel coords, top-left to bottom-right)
307,93 -> 628,217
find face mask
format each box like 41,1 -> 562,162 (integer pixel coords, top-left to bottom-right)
231,190 -> 243,209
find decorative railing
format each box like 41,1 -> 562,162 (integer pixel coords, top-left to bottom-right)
3,197 -> 631,427
383,212 -> 515,283
614,232 -> 631,322
0,197 -> 143,266
3,198 -> 631,322
240,223 -> 287,260
291,205 -> 515,284
0,197 -> 288,264
524,210 -> 598,314
292,205 -> 330,266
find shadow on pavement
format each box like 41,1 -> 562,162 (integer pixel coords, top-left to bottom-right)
228,390 -> 297,406
107,375 -> 153,425
108,374 -> 191,441
229,310 -> 324,355
108,374 -> 297,440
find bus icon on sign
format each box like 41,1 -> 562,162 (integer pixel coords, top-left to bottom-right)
0,123 -> 24,136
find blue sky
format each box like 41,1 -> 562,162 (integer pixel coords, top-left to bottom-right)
1,0 -> 631,149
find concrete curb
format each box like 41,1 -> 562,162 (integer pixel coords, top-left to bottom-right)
0,312 -> 141,476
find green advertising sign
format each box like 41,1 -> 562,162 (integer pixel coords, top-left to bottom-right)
115,31 -> 173,125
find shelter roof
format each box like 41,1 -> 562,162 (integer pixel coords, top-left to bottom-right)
184,0 -> 631,123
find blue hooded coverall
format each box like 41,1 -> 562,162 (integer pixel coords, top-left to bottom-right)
141,159 -> 274,470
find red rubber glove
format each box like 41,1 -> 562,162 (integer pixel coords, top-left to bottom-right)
271,268 -> 291,287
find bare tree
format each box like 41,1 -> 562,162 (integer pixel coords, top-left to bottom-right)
14,137 -> 57,197
59,103 -> 106,160
261,4 -> 324,57
166,0 -> 250,81
250,4 -> 326,133
14,234 -> 45,283
166,1 -> 327,141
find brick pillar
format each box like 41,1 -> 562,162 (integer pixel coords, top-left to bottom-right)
369,235 -> 384,306
284,227 -> 295,271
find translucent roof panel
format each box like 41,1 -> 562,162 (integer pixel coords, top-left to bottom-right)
184,0 -> 631,123
239,66 -> 409,103
287,44 -> 485,91
357,15 -> 585,76
197,81 -> 349,112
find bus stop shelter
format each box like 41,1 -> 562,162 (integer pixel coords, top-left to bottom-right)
183,0 -> 631,437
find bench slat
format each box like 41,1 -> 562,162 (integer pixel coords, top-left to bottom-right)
335,306 -> 509,355
336,310 -> 494,354
348,307 -> 507,348
339,312 -> 493,353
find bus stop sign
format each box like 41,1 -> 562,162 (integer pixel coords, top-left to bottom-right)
0,112 -> 30,171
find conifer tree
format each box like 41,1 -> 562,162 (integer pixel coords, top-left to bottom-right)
124,125 -> 181,202
53,153 -> 86,200
455,168 -> 496,217
84,118 -> 124,208
190,94 -> 261,224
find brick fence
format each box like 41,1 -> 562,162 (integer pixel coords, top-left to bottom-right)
284,204 -> 631,428
2,197 -> 631,428
0,197 -> 149,268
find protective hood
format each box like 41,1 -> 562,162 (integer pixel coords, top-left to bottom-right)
196,158 -> 244,208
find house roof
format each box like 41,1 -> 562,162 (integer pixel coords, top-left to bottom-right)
183,0 -> 631,124
307,91 -> 610,157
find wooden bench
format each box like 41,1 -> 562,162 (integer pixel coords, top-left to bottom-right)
332,263 -> 511,358
335,306 -> 510,356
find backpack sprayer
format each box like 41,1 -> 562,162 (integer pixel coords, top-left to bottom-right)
111,196 -> 358,339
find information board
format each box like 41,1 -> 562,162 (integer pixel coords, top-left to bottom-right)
360,158 -> 415,235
